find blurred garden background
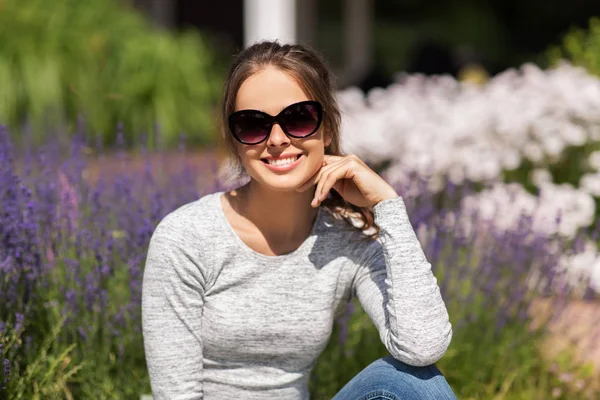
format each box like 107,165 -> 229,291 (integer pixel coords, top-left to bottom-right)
2,0 -> 600,398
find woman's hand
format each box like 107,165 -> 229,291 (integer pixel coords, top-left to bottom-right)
297,154 -> 399,208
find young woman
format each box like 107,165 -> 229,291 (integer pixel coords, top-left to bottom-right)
142,41 -> 456,400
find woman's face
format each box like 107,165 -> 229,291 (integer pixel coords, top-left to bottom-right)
234,66 -> 331,192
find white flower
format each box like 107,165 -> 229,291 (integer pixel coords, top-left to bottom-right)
459,182 -> 595,239
522,143 -> 545,163
587,150 -> 600,170
540,136 -> 565,157
337,64 -> 600,294
339,62 -> 600,184
580,172 -> 600,196
530,169 -> 553,187
557,240 -> 600,294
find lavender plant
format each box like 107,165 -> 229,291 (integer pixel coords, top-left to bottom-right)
0,125 -> 214,398
0,125 -> 597,399
312,176 -> 599,399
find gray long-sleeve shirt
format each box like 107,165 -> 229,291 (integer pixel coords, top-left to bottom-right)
142,191 -> 452,400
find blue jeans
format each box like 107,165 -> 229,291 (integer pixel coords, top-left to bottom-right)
331,356 -> 457,400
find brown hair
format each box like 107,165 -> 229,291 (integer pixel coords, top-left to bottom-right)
217,41 -> 379,240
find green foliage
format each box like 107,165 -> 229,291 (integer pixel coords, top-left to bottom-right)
1,249 -> 152,399
310,242 -> 598,400
547,17 -> 600,76
0,0 -> 223,148
1,315 -> 84,400
310,301 -> 595,400
3,139 -> 599,398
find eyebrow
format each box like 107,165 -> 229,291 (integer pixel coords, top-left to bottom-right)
235,100 -> 310,115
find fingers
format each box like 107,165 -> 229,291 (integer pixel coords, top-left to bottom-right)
296,165 -> 323,193
312,161 -> 349,207
323,154 -> 344,164
296,155 -> 352,208
296,157 -> 340,193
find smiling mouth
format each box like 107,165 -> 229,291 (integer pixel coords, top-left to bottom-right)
261,154 -> 302,165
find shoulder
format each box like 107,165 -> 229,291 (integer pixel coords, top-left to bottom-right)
319,207 -> 382,261
152,191 -> 222,246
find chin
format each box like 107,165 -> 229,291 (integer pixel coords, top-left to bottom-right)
259,176 -> 305,192
248,170 -> 306,193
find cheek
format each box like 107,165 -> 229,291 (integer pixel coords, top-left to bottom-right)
307,147 -> 325,173
237,145 -> 258,165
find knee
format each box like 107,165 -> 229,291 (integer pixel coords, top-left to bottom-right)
364,356 -> 456,400
378,355 -> 443,379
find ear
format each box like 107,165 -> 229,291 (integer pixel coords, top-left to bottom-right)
324,133 -> 332,148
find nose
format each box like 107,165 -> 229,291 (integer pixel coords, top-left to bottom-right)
266,123 -> 290,148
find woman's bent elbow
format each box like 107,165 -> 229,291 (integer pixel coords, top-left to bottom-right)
389,326 -> 453,367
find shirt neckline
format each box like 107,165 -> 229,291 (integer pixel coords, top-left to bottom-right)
214,191 -> 324,262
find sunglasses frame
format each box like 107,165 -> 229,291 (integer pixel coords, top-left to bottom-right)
228,100 -> 323,145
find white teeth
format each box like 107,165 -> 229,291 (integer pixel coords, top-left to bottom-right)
268,156 -> 299,166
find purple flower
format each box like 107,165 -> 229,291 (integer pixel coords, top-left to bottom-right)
78,326 -> 87,341
56,170 -> 80,232
14,314 -> 24,334
65,288 -> 77,312
2,121 -> 597,397
100,264 -> 111,277
118,343 -> 124,360
2,359 -> 9,383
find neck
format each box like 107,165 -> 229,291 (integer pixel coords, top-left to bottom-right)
235,180 -> 319,242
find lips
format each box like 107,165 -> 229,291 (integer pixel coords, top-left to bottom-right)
261,154 -> 304,172
260,154 -> 301,164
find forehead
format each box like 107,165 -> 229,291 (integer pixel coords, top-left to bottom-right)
235,67 -> 310,114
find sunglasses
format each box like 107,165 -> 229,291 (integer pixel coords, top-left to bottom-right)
228,100 -> 323,145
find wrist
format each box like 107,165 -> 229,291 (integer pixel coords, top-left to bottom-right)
375,187 -> 399,206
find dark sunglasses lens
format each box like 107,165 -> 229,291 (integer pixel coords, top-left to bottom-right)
231,113 -> 271,143
280,103 -> 320,137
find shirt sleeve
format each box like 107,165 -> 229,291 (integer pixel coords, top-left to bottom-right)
352,196 -> 452,366
142,218 -> 207,399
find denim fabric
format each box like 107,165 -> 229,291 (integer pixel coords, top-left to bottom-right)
331,356 -> 457,400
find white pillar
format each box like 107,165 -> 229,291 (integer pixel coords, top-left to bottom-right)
244,0 -> 297,47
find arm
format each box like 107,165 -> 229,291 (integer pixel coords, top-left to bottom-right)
142,220 -> 207,399
352,196 -> 452,366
